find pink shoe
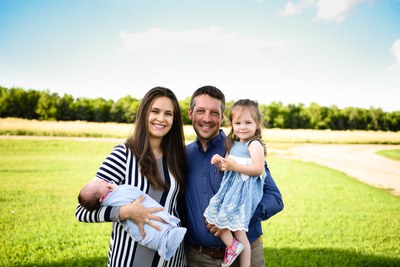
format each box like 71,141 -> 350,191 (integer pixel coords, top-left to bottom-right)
221,239 -> 244,267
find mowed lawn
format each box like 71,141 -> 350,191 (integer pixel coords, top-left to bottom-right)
0,138 -> 399,266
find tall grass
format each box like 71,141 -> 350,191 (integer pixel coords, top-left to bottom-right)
2,118 -> 400,144
1,139 -> 399,266
0,118 -> 132,139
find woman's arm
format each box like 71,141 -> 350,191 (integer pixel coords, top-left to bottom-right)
75,144 -> 127,223
75,204 -> 116,222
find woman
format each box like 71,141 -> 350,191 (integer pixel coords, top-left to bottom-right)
75,87 -> 187,267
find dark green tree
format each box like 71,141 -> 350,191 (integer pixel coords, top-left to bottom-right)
56,94 -> 75,121
35,90 -> 59,120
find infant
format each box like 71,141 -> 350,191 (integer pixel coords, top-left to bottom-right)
78,179 -> 186,260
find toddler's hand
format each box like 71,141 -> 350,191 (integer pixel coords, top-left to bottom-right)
211,154 -> 225,171
211,154 -> 223,165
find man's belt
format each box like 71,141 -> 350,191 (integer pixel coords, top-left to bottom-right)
190,237 -> 262,259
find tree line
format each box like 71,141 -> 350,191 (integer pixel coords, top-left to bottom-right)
1,86 -> 399,131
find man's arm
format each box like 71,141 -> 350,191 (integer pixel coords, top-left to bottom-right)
253,161 -> 284,221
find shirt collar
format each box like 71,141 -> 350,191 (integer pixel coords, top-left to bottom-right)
195,129 -> 226,152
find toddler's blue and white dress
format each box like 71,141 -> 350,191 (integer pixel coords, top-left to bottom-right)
204,140 -> 266,232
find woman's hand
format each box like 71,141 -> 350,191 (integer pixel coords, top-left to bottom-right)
119,195 -> 165,238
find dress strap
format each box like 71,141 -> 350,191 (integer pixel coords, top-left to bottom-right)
247,138 -> 262,146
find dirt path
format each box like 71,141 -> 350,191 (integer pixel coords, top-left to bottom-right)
274,144 -> 400,196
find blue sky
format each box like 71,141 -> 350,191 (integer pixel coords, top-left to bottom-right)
1,0 -> 399,111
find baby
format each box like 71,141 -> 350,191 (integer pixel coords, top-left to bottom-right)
78,179 -> 186,260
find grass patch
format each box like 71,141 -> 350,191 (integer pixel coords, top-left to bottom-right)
1,139 -> 399,266
377,149 -> 400,161
263,157 -> 400,266
0,139 -> 115,266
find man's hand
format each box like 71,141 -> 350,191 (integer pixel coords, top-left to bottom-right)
205,219 -> 228,237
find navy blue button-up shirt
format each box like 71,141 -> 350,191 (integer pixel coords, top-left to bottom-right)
185,130 -> 284,248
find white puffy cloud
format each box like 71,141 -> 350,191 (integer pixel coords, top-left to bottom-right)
380,39 -> 400,73
111,26 -> 295,103
315,0 -> 366,22
278,0 -> 368,22
391,39 -> 400,63
118,26 -> 291,55
277,0 -> 314,17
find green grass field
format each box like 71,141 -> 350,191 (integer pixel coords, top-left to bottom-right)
377,149 -> 400,161
1,139 -> 399,266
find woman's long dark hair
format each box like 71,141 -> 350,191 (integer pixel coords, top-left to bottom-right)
126,87 -> 186,193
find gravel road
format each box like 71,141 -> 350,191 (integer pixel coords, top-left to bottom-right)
277,144 -> 400,196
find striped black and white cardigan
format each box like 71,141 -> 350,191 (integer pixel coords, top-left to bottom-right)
75,143 -> 187,267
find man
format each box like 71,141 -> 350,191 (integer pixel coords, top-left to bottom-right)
185,85 -> 284,267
